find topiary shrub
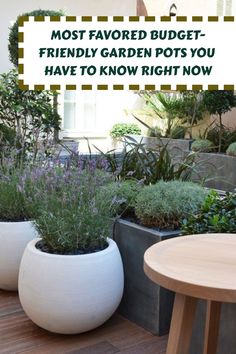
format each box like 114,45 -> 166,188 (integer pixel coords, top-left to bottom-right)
110,123 -> 141,139
97,180 -> 142,216
226,142 -> 236,157
191,139 -> 213,152
8,9 -> 64,67
135,180 -> 207,230
182,190 -> 236,234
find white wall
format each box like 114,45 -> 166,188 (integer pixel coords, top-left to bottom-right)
59,90 -> 140,147
60,91 -> 139,137
143,0 -> 223,16
0,0 -> 136,73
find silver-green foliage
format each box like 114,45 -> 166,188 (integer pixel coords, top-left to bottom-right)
97,180 -> 142,216
135,180 -> 207,229
226,142 -> 236,156
191,139 -> 213,152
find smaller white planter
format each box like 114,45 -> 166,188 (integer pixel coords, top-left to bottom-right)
19,238 -> 124,334
0,221 -> 37,291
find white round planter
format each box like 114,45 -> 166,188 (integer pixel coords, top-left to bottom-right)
19,238 -> 124,334
0,221 -> 37,291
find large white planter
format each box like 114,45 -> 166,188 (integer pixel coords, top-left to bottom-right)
0,221 -> 37,291
19,238 -> 124,334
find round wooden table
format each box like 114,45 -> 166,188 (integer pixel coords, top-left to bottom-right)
144,234 -> 236,354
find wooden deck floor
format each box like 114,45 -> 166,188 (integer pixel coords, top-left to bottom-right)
0,290 -> 167,354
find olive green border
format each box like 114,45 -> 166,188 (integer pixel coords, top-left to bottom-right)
18,15 -> 235,91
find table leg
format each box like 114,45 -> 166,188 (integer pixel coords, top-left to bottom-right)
166,293 -> 197,354
203,301 -> 221,354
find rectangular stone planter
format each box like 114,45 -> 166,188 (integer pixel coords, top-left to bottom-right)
129,136 -> 192,155
194,153 -> 236,192
190,301 -> 236,354
126,137 -> 236,192
113,218 -> 181,335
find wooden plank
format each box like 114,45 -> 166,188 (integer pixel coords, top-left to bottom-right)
119,336 -> 167,354
65,341 -> 118,354
0,291 -> 165,354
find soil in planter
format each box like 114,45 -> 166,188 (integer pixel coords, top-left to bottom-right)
118,210 -> 180,233
137,215 -> 179,230
36,240 -> 109,255
0,217 -> 29,222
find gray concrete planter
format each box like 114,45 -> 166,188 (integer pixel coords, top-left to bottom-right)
194,153 -> 236,192
113,218 -> 181,335
129,136 -> 192,155
190,301 -> 236,354
125,137 -> 236,192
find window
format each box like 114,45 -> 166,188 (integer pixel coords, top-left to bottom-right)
63,91 -> 76,130
217,0 -> 232,15
61,91 -> 97,137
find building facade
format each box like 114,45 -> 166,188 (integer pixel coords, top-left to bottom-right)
0,0 -> 235,151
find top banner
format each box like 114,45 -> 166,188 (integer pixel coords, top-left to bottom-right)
18,15 -> 235,91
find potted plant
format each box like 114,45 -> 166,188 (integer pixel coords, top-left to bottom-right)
110,123 -> 141,149
18,165 -> 124,334
0,162 -> 37,290
98,174 -> 207,335
0,60 -> 62,290
135,180 -> 207,229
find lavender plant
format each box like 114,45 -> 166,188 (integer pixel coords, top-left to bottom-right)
0,148 -> 32,221
21,162 -> 113,254
0,168 -> 29,221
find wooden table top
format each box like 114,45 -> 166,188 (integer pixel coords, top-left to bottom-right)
144,234 -> 236,302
